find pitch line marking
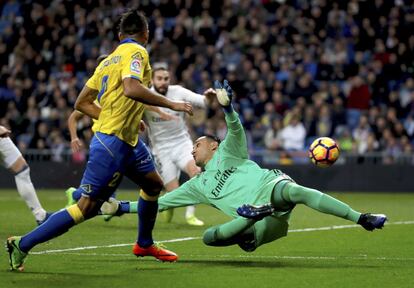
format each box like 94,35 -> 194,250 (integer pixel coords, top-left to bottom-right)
31,220 -> 414,255
31,237 -> 200,254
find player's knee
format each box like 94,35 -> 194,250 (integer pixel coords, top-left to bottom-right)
10,157 -> 28,174
143,188 -> 161,198
140,176 -> 163,197
237,231 -> 258,252
148,180 -> 163,196
14,165 -> 30,179
290,183 -> 323,204
286,183 -> 299,196
139,189 -> 160,201
150,179 -> 163,195
286,183 -> 308,203
76,197 -> 101,220
238,243 -> 257,252
202,227 -> 218,246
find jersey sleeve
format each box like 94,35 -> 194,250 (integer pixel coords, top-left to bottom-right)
121,47 -> 148,82
85,72 -> 99,90
220,110 -> 249,159
177,86 -> 206,108
158,177 -> 206,211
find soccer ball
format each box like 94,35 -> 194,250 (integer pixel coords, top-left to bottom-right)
309,137 -> 340,168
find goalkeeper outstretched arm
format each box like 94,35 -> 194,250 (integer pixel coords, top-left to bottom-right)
158,178 -> 207,211
213,80 -> 248,159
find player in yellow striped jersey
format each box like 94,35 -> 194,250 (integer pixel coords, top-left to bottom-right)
6,8 -> 191,271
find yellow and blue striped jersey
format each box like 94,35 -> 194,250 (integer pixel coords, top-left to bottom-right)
85,38 -> 152,146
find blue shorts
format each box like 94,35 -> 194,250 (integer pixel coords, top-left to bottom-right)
78,132 -> 156,201
125,137 -> 156,184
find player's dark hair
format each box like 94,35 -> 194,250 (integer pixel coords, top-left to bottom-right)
119,8 -> 148,36
152,66 -> 168,78
205,134 -> 221,145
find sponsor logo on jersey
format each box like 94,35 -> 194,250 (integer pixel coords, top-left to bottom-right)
211,166 -> 237,197
151,116 -> 167,122
139,154 -> 153,165
80,184 -> 92,194
131,59 -> 141,74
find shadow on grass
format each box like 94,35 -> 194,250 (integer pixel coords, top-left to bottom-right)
179,259 -> 381,269
95,221 -> 206,232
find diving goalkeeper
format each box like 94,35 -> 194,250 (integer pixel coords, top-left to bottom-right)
105,80 -> 387,252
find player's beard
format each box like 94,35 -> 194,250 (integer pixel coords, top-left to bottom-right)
154,85 -> 168,95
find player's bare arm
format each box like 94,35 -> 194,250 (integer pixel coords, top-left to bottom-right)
74,86 -> 101,120
123,77 -> 193,116
146,105 -> 179,121
67,110 -> 85,153
0,125 -> 11,138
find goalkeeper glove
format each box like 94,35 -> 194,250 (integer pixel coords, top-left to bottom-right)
214,79 -> 233,113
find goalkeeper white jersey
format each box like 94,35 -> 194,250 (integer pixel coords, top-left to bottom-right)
144,85 -> 206,150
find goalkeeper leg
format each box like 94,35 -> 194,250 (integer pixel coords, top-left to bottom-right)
202,214 -> 289,252
272,181 -> 361,222
202,218 -> 256,249
271,181 -> 387,230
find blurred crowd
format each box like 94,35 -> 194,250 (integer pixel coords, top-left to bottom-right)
0,0 -> 414,164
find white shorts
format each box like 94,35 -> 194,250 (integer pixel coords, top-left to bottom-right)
0,137 -> 22,169
152,139 -> 194,184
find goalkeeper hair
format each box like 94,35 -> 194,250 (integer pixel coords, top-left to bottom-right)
205,134 -> 221,145
119,8 -> 148,36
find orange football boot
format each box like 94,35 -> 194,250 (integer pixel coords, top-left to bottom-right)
133,242 -> 178,262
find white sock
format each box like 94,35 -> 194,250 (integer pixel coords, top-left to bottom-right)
185,205 -> 196,219
14,167 -> 46,221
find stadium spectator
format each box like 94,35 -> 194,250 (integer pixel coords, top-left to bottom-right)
264,118 -> 283,151
0,0 -> 413,164
279,114 -> 306,151
353,115 -> 372,155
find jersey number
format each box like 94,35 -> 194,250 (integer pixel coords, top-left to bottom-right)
108,172 -> 121,188
97,75 -> 109,103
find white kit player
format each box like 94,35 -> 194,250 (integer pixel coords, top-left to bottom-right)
0,125 -> 49,225
144,66 -> 216,226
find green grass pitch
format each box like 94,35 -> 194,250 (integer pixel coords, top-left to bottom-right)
0,189 -> 413,288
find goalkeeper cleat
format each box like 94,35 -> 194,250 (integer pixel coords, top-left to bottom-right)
36,212 -> 52,226
186,215 -> 204,226
160,209 -> 174,223
237,203 -> 275,221
358,213 -> 388,231
6,236 -> 27,272
65,187 -> 77,207
133,242 -> 178,262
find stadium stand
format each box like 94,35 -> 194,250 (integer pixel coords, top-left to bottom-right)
0,0 -> 413,165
